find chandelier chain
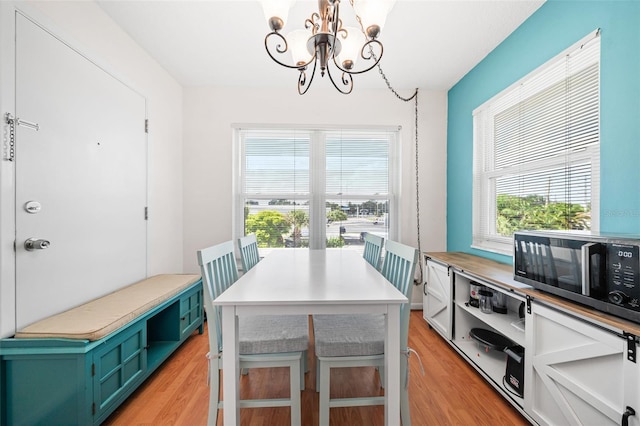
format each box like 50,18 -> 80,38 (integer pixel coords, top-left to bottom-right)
413,91 -> 423,284
349,0 -> 424,283
375,63 -> 418,103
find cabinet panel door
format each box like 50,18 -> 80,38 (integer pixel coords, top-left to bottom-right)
180,286 -> 202,338
526,303 -> 631,426
424,259 -> 452,339
93,323 -> 146,421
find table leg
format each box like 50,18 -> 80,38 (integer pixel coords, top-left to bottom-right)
222,306 -> 240,425
385,304 -> 401,426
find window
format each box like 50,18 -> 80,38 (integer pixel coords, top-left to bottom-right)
473,30 -> 600,255
234,127 -> 398,252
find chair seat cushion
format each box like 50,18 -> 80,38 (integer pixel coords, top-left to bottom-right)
239,315 -> 309,354
313,314 -> 385,357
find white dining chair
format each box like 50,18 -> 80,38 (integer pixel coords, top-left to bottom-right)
238,233 -> 260,272
312,239 -> 419,426
237,233 -> 309,376
197,240 -> 309,426
362,232 -> 385,270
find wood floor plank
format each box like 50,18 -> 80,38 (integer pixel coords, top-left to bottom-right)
104,311 -> 530,425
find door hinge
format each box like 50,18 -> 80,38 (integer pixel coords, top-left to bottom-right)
91,363 -> 95,376
624,332 -> 637,363
144,207 -> 148,221
144,119 -> 149,134
526,295 -> 532,314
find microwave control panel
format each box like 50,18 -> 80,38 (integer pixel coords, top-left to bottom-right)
607,243 -> 640,310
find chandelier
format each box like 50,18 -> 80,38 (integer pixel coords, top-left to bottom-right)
261,0 -> 396,95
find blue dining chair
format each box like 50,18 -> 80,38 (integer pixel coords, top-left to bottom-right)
238,233 -> 260,272
312,239 -> 419,426
197,240 -> 309,426
362,232 -> 385,270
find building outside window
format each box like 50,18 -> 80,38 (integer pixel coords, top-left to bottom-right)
234,127 -> 399,253
472,30 -> 600,255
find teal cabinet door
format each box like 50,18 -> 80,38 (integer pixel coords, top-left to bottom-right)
1,350 -> 91,425
92,322 -> 146,422
180,285 -> 203,338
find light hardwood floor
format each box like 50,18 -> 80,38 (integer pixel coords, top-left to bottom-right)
104,310 -> 530,425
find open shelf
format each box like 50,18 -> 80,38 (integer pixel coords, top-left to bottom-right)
455,300 -> 525,346
454,274 -> 526,346
147,341 -> 178,370
451,271 -> 527,410
453,337 -> 524,407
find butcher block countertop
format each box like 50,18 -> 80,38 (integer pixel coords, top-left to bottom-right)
425,251 -> 640,337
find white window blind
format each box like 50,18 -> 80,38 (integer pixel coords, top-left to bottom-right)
243,130 -> 310,196
325,132 -> 389,196
473,30 -> 600,254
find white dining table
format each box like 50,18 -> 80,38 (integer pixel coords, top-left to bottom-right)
212,248 -> 408,425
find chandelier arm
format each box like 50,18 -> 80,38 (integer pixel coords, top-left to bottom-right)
332,39 -> 383,75
306,12 -> 320,34
298,57 -> 318,95
265,32 -> 317,70
325,64 -> 353,95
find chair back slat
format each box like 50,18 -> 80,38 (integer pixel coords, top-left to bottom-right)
362,233 -> 384,270
380,240 -> 419,349
238,233 -> 260,272
197,240 -> 239,353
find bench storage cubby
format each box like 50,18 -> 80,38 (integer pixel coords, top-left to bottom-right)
0,274 -> 203,425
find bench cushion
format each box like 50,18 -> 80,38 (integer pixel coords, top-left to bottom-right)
15,274 -> 200,341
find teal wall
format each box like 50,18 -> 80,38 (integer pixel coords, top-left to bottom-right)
447,0 -> 640,264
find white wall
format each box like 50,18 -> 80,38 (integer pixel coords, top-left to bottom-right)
0,1 -> 184,337
182,86 -> 447,305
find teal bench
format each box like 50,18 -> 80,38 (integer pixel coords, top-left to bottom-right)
0,274 -> 203,425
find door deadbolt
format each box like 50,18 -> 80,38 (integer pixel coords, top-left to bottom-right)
25,238 -> 50,251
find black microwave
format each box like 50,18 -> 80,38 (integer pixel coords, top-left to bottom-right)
513,231 -> 640,324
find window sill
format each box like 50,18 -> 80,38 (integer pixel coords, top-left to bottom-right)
471,240 -> 512,257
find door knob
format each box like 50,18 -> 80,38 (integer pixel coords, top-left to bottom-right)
24,238 -> 51,251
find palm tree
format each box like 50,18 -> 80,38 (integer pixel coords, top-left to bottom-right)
286,210 -> 309,247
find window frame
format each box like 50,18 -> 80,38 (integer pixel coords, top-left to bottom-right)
233,125 -> 400,251
472,30 -> 601,256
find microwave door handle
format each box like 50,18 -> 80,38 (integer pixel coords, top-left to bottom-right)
581,243 -> 598,296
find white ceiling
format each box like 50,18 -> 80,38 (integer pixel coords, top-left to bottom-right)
96,0 -> 544,92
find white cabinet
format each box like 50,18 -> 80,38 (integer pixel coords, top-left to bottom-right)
423,258 -> 452,340
451,271 -> 527,409
423,252 -> 640,426
526,302 -> 640,426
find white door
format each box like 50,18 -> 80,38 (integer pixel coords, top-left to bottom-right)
14,13 -> 147,329
423,259 -> 452,340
